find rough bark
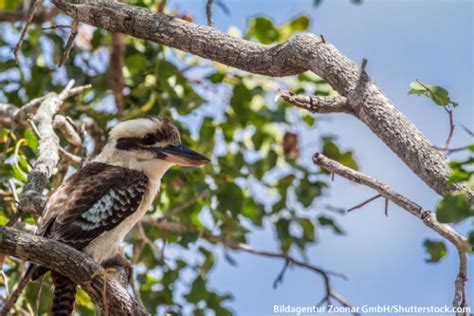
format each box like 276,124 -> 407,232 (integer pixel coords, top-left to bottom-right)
0,226 -> 149,315
50,0 -> 468,201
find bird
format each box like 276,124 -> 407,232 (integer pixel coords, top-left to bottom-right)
30,116 -> 209,315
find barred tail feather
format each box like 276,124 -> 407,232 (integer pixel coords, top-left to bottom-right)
51,273 -> 77,316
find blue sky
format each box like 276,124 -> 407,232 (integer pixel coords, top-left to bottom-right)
171,1 -> 473,315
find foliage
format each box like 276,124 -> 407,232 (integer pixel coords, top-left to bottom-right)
0,5 -> 355,314
423,239 -> 447,263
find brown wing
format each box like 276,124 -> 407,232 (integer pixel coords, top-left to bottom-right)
37,162 -> 148,250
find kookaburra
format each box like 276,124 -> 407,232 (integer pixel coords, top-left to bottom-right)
31,117 -> 209,315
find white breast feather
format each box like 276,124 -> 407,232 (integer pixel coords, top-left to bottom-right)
83,178 -> 161,263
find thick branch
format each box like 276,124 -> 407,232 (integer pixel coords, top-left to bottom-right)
50,0 -> 466,201
16,82 -> 91,215
0,226 -> 149,315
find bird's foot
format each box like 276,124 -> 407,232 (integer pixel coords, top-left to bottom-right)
101,254 -> 133,285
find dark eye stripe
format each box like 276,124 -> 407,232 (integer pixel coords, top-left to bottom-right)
116,137 -> 141,150
142,133 -> 156,145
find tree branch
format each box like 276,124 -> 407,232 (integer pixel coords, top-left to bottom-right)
0,7 -> 59,23
18,81 -> 91,215
312,153 -> 470,309
49,0 -> 468,201
313,153 -> 470,252
0,226 -> 149,315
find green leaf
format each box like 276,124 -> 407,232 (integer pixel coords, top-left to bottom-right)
24,129 -> 38,154
296,218 -> 315,242
217,183 -> 244,216
185,275 -> 208,304
0,0 -> 23,11
436,194 -> 474,223
318,216 -> 344,234
248,17 -> 280,44
408,81 -> 458,107
423,239 -> 447,263
126,54 -> 148,76
322,137 -> 358,170
295,176 -> 325,208
199,247 -> 215,273
468,231 -> 474,248
289,16 -> 310,32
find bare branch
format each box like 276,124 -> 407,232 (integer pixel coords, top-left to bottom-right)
443,106 -> 455,150
58,147 -> 83,164
273,259 -> 290,289
278,90 -> 350,114
346,194 -> 382,213
313,153 -> 470,252
313,153 -> 470,310
17,81 -> 78,214
109,32 -> 126,115
206,0 -> 215,27
13,0 -> 43,63
0,7 -> 59,23
53,115 -> 82,147
58,19 -> 79,67
0,267 -> 34,316
454,251 -> 468,315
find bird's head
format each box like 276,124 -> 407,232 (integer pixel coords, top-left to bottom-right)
95,117 -> 209,178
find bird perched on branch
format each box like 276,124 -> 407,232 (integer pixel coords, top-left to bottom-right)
30,116 -> 209,315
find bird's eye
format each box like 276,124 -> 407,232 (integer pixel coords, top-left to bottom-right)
142,133 -> 156,145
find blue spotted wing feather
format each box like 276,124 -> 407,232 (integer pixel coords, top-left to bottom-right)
37,162 -> 148,250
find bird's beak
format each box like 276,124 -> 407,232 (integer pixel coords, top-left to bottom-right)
154,144 -> 210,167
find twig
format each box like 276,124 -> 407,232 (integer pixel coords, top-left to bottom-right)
320,34 -> 326,43
347,194 -> 381,212
0,267 -> 34,316
163,189 -> 210,219
0,271 -> 9,297
58,147 -> 82,164
13,0 -> 43,64
54,115 -> 82,147
361,58 -> 368,71
109,33 -> 126,115
273,259 -> 290,289
384,198 -> 389,217
206,0 -> 215,27
460,124 -> 473,137
443,106 -> 455,150
42,24 -> 72,31
136,224 -> 164,262
453,251 -> 468,315
434,145 -> 471,155
58,19 -> 79,67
